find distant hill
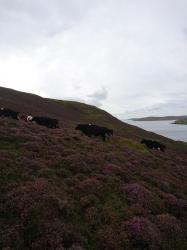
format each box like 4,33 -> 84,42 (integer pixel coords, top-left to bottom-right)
173,118 -> 187,125
131,115 -> 187,121
0,86 -> 187,249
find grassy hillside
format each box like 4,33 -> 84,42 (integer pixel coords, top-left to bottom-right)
0,86 -> 128,126
0,87 -> 187,249
0,86 -> 173,142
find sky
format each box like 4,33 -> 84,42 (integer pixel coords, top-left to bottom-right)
0,0 -> 186,119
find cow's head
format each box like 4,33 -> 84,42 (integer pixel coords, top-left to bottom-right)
27,115 -> 33,122
141,139 -> 146,144
75,124 -> 81,130
109,129 -> 113,135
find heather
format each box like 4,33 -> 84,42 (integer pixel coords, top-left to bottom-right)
0,116 -> 187,250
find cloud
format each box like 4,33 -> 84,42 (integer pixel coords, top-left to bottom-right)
0,0 -> 186,118
183,28 -> 187,38
117,94 -> 187,119
87,87 -> 108,107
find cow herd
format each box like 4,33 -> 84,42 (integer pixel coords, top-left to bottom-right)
0,107 -> 166,151
0,108 -> 59,128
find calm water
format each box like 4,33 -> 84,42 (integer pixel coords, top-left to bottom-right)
124,120 -> 187,142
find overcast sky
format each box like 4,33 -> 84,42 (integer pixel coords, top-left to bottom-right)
0,0 -> 186,118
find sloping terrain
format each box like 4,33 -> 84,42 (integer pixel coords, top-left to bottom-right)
0,87 -> 187,249
0,86 -> 128,128
0,86 -> 174,141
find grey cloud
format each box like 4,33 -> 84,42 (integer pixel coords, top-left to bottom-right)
117,95 -> 187,119
183,28 -> 187,37
0,0 -> 97,52
87,87 -> 108,107
88,87 -> 108,101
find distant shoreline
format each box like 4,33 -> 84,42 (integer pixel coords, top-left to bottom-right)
172,119 -> 187,125
131,115 -> 187,122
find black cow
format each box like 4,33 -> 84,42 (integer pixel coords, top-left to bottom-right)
30,116 -> 59,128
0,108 -> 19,120
141,139 -> 166,152
75,124 -> 113,141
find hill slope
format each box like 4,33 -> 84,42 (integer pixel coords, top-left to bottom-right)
0,86 -> 175,142
0,87 -> 187,249
0,86 -> 127,127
